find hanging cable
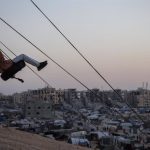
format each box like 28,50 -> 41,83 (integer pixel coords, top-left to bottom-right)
0,17 -> 98,96
0,17 -> 143,125
0,41 -> 53,88
0,37 -> 119,137
0,48 -> 11,60
0,17 -> 128,123
1,17 -> 147,136
30,0 -> 145,123
0,48 -> 132,135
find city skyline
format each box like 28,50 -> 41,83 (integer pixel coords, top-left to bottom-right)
0,0 -> 150,95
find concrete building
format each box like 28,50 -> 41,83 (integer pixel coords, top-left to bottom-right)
13,87 -> 64,106
12,87 -> 64,118
64,89 -> 78,104
13,92 -> 28,106
25,99 -> 54,119
126,91 -> 139,107
137,89 -> 150,107
26,87 -> 64,106
0,93 -> 13,106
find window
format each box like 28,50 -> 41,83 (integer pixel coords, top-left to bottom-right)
36,112 -> 40,115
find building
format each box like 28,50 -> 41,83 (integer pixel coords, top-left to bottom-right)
12,87 -> 64,118
13,92 -> 28,106
0,93 -> 13,106
25,99 -> 54,119
13,87 -> 64,106
27,87 -> 64,106
137,88 -> 150,107
64,89 -> 78,104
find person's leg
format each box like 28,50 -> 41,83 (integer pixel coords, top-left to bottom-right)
12,54 -> 40,67
13,54 -> 47,71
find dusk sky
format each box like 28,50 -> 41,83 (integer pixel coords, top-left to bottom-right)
0,0 -> 150,95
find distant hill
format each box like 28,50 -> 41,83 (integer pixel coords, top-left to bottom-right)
0,126 -> 91,150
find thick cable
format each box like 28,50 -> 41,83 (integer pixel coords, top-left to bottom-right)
0,17 -> 127,123
0,17 -> 146,137
0,17 -> 142,126
0,17 -> 97,95
0,49 -> 125,135
0,49 -> 11,60
30,0 -> 145,123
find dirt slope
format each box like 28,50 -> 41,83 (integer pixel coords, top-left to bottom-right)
0,126 -> 91,150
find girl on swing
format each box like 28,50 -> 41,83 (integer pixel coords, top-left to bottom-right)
0,50 -> 47,73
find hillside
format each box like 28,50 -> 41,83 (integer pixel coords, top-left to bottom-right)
0,126 -> 91,150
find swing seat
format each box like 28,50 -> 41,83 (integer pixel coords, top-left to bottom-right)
1,60 -> 25,81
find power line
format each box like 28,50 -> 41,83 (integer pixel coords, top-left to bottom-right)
0,41 -> 52,88
0,17 -> 127,122
0,17 -> 96,96
30,0 -> 145,123
0,17 -> 147,137
0,48 -> 11,60
0,17 -> 142,126
0,28 -> 115,138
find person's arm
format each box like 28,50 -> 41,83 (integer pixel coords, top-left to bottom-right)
0,51 -> 5,73
0,50 -> 5,63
